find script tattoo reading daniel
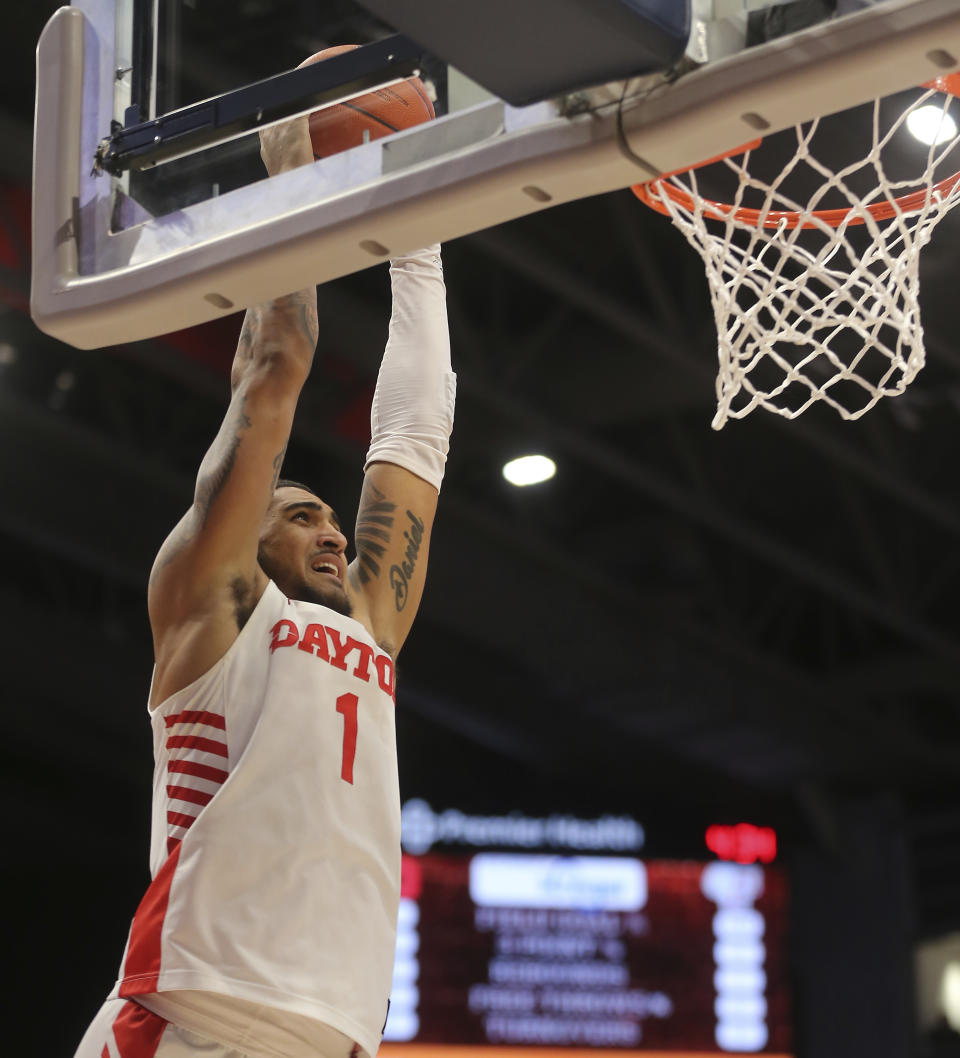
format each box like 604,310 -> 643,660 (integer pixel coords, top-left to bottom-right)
352,484 -> 426,611
389,511 -> 425,612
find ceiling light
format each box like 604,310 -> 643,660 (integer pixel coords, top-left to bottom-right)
502,454 -> 556,487
907,104 -> 958,146
942,962 -> 960,1031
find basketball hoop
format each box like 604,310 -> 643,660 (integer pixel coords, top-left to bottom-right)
632,74 -> 960,429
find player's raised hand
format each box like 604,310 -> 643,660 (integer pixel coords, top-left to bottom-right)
259,114 -> 313,177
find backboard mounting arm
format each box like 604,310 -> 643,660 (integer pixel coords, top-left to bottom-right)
93,34 -> 424,176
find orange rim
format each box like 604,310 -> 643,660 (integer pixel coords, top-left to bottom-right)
631,73 -> 960,229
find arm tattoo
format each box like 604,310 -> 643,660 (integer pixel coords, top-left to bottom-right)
196,396 -> 252,525
232,290 -> 316,392
295,298 -> 319,348
149,524 -> 194,586
354,487 -> 396,587
149,396 -> 253,587
389,510 -> 426,612
271,444 -> 287,490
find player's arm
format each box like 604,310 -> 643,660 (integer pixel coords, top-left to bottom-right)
347,246 -> 455,657
149,290 -> 317,612
148,118 -> 317,676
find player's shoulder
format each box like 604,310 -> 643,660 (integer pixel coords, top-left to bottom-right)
148,553 -> 269,707
149,509 -> 265,621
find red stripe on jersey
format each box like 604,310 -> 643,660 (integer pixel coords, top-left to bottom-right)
167,810 -> 198,830
166,734 -> 228,757
101,1047 -> 109,1058
164,709 -> 226,730
119,843 -> 182,997
111,999 -> 167,1058
167,836 -> 181,856
166,784 -> 214,807
167,759 -> 228,784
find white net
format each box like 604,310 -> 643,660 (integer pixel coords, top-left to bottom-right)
635,80 -> 960,430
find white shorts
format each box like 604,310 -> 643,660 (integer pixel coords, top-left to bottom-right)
73,997 -> 360,1058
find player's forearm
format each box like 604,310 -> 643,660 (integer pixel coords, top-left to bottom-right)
365,245 -> 456,490
231,288 -> 319,393
232,113 -> 317,392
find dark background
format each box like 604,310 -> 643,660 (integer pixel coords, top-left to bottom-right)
4,1 -> 960,1055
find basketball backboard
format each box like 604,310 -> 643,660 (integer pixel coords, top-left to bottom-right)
31,0 -> 960,349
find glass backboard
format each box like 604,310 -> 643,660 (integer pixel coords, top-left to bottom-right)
31,0 -> 960,349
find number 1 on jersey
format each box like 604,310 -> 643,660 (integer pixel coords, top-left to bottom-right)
336,692 -> 358,784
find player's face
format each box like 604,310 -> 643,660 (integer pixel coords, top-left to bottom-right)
258,486 -> 352,616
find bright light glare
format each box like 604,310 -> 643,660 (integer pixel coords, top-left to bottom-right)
907,104 -> 958,146
943,962 -> 960,1031
502,454 -> 556,487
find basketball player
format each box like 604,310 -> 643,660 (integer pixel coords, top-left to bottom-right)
72,113 -> 455,1058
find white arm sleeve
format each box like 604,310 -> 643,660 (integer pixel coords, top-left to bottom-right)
364,244 -> 456,492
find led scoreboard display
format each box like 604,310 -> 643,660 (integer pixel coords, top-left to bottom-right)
381,801 -> 792,1058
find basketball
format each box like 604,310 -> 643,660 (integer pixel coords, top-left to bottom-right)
300,45 -> 435,159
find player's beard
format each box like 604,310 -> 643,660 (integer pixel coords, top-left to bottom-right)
296,576 -> 353,617
258,550 -> 353,617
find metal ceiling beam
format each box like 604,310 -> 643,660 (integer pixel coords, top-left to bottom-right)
604,194 -> 680,329
472,226 -> 960,541
461,370 -> 960,667
440,490 -> 960,769
0,387 -> 189,588
464,228 -> 960,660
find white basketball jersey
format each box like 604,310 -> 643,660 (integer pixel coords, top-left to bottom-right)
111,580 -> 399,1058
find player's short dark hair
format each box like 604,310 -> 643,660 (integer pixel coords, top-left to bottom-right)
275,477 -> 319,497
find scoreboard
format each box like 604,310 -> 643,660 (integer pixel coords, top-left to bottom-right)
380,801 -> 792,1058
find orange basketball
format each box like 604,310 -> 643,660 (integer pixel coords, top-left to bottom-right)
300,45 -> 435,159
